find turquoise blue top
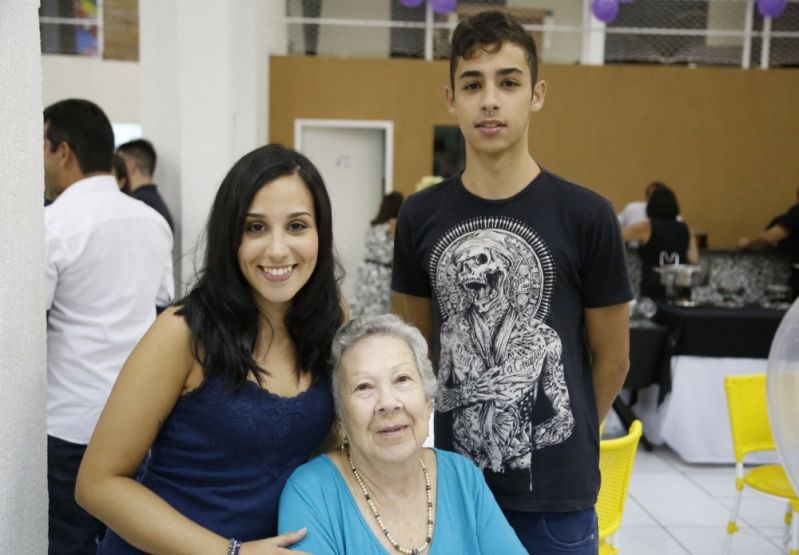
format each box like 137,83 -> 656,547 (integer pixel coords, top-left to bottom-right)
278,449 -> 527,554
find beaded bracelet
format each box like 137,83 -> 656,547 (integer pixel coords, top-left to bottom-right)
227,538 -> 241,555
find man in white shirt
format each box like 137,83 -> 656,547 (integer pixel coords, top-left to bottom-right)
43,99 -> 174,554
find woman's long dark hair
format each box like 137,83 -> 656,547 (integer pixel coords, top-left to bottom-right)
371,191 -> 404,225
646,186 -> 680,220
176,144 -> 343,388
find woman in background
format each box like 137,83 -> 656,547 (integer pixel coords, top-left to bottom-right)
77,144 -> 344,554
623,185 -> 699,298
350,191 -> 404,317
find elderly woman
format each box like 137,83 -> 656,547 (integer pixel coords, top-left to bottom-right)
278,314 -> 526,553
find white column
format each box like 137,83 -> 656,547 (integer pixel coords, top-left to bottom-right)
139,0 -> 272,290
761,15 -> 773,70
0,3 -> 48,553
581,0 -> 606,66
742,0 -> 755,70
424,2 -> 434,62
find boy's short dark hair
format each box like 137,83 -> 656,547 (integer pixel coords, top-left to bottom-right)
449,10 -> 539,91
43,99 -> 114,174
117,138 -> 157,176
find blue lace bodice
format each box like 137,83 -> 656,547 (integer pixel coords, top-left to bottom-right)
98,373 -> 334,553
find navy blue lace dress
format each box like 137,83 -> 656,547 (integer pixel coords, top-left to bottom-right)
98,373 -> 334,553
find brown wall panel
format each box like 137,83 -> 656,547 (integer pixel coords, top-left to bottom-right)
270,56 -> 799,247
103,0 -> 138,61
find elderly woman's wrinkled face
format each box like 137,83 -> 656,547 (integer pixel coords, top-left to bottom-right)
338,334 -> 431,465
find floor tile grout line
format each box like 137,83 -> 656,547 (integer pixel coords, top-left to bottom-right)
674,455 -> 791,547
659,523 -> 695,554
647,449 -> 729,554
649,446 -> 789,552
627,493 -> 693,554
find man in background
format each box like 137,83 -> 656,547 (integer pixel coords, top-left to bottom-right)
44,99 -> 174,553
116,138 -> 175,231
739,184 -> 799,299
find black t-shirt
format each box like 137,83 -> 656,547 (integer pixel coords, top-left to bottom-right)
133,184 -> 175,232
638,218 -> 690,299
392,170 -> 633,512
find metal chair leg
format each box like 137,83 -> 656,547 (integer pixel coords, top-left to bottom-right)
790,509 -> 799,555
723,485 -> 743,555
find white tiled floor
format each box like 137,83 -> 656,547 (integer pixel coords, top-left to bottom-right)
610,445 -> 792,554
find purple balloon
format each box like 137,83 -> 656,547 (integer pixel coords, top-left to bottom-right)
592,0 -> 620,23
399,0 -> 424,8
430,0 -> 458,15
757,0 -> 787,18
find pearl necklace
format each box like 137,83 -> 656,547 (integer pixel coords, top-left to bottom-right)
346,448 -> 434,554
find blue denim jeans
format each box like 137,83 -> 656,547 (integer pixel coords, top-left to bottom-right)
505,507 -> 598,554
48,435 -> 106,555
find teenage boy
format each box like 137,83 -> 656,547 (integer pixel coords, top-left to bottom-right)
392,10 -> 632,553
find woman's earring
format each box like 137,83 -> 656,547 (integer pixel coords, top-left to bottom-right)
340,435 -> 349,453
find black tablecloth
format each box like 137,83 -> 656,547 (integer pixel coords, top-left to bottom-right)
626,304 -> 785,402
628,321 -> 668,390
618,321 -> 670,449
653,303 -> 786,359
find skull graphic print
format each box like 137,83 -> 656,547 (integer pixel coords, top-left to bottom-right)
430,217 -> 575,484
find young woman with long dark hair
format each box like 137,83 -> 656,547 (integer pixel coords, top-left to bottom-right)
76,144 -> 344,554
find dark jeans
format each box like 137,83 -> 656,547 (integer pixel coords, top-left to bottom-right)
48,435 -> 106,555
505,507 -> 598,555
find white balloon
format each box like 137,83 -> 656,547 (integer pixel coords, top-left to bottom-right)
767,297 -> 799,495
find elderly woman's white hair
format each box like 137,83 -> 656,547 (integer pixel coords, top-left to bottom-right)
330,314 -> 437,416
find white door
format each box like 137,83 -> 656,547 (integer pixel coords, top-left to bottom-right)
299,126 -> 386,304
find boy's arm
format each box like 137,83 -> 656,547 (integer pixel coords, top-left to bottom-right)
585,303 -> 630,421
394,292 -> 434,351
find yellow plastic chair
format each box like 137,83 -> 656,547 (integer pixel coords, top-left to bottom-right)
723,373 -> 799,555
597,419 -> 643,555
